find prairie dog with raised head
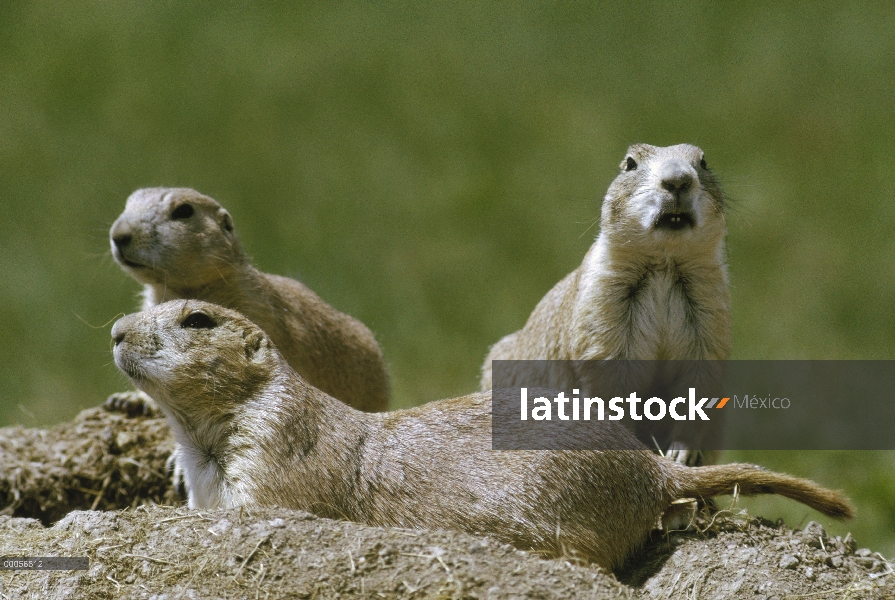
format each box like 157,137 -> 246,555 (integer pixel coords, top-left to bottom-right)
111,300 -> 852,572
109,187 -> 389,412
481,144 -> 730,463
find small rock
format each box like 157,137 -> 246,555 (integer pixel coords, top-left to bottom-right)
779,554 -> 800,570
855,548 -> 872,557
804,567 -> 815,580
801,528 -> 828,550
801,521 -> 826,539
826,555 -> 844,569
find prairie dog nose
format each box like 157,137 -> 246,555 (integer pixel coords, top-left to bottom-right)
112,233 -> 132,249
110,219 -> 133,248
111,313 -> 139,345
659,160 -> 695,194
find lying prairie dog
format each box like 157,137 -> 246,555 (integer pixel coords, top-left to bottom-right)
112,300 -> 853,572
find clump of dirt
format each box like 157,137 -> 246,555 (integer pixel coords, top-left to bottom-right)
0,406 -> 892,599
622,514 -> 892,598
0,407 -> 176,523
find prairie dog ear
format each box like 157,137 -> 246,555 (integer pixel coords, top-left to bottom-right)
244,329 -> 269,362
218,208 -> 235,233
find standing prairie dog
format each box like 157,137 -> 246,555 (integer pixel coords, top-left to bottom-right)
481,144 -> 730,463
109,187 -> 389,412
111,300 -> 853,572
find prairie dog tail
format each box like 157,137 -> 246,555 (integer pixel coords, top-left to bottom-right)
672,463 -> 854,519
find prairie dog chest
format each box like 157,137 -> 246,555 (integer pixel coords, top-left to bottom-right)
632,265 -> 701,359
576,248 -> 728,361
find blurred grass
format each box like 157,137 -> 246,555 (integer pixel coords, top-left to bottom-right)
0,2 -> 893,554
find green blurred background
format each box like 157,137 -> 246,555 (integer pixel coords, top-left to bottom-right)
1,2 -> 893,554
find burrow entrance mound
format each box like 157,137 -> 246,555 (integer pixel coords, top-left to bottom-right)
0,407 -> 891,599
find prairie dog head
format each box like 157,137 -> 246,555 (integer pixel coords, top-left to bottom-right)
110,188 -> 244,290
112,300 -> 277,424
600,144 -> 725,256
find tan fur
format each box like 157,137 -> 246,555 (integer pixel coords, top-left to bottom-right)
110,187 -> 389,412
480,144 -> 730,463
482,143 -> 729,380
112,300 -> 853,572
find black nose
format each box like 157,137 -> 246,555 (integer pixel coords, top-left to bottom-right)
111,318 -> 128,345
661,172 -> 693,194
112,233 -> 132,249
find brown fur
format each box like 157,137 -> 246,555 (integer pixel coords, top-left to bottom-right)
110,187 -> 389,412
482,143 -> 730,380
480,144 -> 730,464
112,300 -> 853,572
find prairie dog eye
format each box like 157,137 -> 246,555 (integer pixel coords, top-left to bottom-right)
171,203 -> 195,220
181,312 -> 216,329
699,157 -> 707,169
624,156 -> 637,172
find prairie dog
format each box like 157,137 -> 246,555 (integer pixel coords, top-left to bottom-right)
481,144 -> 730,463
109,187 -> 389,412
111,300 -> 853,572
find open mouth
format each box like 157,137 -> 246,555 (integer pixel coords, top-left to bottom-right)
655,212 -> 695,231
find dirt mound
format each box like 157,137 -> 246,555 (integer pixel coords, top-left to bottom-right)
0,407 -> 176,524
1,507 -> 891,599
0,407 -> 892,599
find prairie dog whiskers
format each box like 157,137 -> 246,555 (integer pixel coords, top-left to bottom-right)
112,300 -> 852,572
